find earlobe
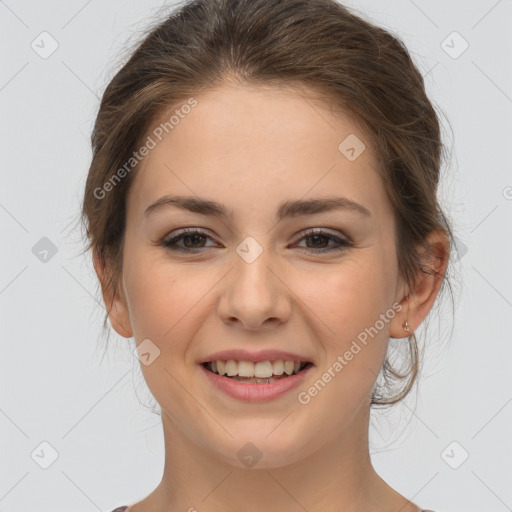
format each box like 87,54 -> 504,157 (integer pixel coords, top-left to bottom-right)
389,290 -> 411,338
92,249 -> 133,339
390,228 -> 450,338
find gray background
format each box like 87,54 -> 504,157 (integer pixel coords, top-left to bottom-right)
1,1 -> 511,511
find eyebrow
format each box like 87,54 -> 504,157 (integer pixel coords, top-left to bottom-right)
143,195 -> 372,220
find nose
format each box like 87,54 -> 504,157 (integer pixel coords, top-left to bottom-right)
217,240 -> 292,331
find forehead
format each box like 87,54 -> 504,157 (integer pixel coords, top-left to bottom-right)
126,82 -> 388,223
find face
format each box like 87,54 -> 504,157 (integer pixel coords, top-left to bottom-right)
104,82 -> 410,468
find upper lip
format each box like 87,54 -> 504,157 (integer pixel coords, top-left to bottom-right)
198,349 -> 314,364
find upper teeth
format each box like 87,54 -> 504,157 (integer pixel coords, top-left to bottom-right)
208,360 -> 305,378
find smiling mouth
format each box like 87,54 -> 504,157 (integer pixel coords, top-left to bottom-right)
202,360 -> 313,383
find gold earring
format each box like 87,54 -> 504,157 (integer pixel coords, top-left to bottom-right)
403,320 -> 410,333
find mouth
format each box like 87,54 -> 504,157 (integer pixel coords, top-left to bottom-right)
201,360 -> 314,383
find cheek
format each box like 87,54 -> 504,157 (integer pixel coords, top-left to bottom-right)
295,248 -> 398,378
122,257 -> 206,394
122,250 -> 198,344
292,257 -> 398,414
307,253 -> 396,332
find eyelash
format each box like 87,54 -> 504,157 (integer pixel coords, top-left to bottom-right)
161,228 -> 352,254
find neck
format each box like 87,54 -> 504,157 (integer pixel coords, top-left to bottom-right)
134,403 -> 420,512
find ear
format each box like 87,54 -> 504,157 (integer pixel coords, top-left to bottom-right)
390,228 -> 450,338
92,249 -> 133,338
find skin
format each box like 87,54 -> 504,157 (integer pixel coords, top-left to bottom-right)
94,81 -> 449,512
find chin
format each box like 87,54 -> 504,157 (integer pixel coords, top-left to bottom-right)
210,428 -> 312,470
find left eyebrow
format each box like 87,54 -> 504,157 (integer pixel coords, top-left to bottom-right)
143,195 -> 372,220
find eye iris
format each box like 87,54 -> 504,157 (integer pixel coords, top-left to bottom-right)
307,234 -> 328,248
184,234 -> 205,248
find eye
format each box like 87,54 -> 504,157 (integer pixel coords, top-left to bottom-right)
292,228 -> 352,253
161,228 -> 218,253
160,227 -> 353,254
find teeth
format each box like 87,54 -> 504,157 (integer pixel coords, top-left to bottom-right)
225,360 -> 237,376
284,361 -> 294,375
230,376 -> 278,383
206,359 -> 307,378
273,360 -> 284,375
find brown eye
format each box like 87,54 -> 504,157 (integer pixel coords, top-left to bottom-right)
294,229 -> 352,253
162,229 -> 217,253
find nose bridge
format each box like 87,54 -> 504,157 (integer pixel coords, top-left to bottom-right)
217,235 -> 290,329
233,235 -> 276,302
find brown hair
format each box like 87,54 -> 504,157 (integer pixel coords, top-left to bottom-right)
80,0 -> 455,406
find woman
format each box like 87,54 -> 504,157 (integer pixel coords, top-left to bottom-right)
81,0 -> 453,510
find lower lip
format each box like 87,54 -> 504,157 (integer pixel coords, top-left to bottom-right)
200,363 -> 313,402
